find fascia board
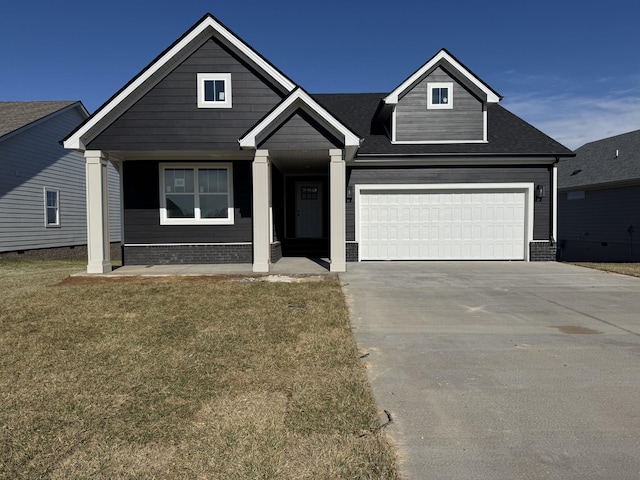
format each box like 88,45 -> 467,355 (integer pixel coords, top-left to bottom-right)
64,15 -> 296,151
383,50 -> 501,105
239,89 -> 361,149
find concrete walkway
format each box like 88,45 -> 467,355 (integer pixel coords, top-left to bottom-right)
340,262 -> 640,480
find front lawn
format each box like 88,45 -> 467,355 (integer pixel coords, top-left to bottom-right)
570,262 -> 640,278
0,260 -> 398,479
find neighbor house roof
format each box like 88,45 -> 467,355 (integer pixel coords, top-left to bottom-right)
558,129 -> 640,190
0,101 -> 80,140
313,93 -> 573,157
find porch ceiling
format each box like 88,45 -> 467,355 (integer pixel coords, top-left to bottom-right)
268,150 -> 330,174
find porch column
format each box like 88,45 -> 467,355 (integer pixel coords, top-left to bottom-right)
252,149 -> 271,272
85,150 -> 111,274
329,149 -> 346,272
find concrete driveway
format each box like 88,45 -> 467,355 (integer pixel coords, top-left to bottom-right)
340,262 -> 640,479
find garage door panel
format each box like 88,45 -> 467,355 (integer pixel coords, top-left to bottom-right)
360,190 -> 525,260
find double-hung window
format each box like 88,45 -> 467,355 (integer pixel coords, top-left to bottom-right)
44,187 -> 60,227
160,163 -> 234,225
427,82 -> 453,109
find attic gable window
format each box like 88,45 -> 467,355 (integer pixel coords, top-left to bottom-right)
197,73 -> 232,108
427,82 -> 453,109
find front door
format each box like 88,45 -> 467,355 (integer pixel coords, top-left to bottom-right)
295,181 -> 323,238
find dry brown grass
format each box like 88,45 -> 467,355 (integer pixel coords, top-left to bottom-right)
570,262 -> 640,278
0,260 -> 399,479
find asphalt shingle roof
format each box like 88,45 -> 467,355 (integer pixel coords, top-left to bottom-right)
0,101 -> 77,139
312,93 -> 573,157
558,129 -> 640,189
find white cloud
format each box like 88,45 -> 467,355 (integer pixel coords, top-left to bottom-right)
502,92 -> 640,150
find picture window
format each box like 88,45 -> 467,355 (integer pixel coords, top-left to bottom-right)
160,163 -> 234,225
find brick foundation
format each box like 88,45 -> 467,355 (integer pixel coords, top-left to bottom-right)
0,243 -> 122,262
529,241 -> 557,261
346,242 -> 359,262
271,241 -> 282,263
123,244 -> 252,265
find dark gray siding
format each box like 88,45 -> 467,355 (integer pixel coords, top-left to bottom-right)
0,107 -> 120,252
558,185 -> 640,261
259,110 -> 341,150
395,67 -> 484,142
88,38 -> 285,151
346,165 -> 552,241
122,160 -> 252,245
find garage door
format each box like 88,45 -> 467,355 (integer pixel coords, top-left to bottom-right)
359,189 -> 526,260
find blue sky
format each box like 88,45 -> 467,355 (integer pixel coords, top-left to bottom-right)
2,0 -> 640,149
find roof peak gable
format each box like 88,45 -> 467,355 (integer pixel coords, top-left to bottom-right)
64,13 -> 297,150
383,49 -> 502,105
240,88 -> 361,157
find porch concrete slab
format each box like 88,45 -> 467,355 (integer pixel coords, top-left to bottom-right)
340,262 -> 640,480
92,257 -> 331,277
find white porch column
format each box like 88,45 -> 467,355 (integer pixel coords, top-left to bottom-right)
85,150 -> 111,274
252,150 -> 271,273
329,149 -> 346,272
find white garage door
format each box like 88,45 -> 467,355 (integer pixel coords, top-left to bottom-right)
359,189 -> 526,260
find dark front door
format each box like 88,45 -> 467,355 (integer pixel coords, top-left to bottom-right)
295,181 -> 323,238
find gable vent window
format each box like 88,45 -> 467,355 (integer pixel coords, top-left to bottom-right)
197,73 -> 232,108
427,82 -> 453,109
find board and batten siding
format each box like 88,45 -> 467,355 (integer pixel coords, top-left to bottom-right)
346,165 -> 553,241
0,107 -> 121,253
122,160 -> 252,245
558,185 -> 640,261
88,37 -> 286,151
395,66 -> 484,142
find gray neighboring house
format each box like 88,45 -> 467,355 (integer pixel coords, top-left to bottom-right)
558,129 -> 640,262
63,13 -> 572,274
0,101 -> 120,257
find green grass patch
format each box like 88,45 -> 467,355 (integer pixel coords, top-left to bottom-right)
0,262 -> 399,479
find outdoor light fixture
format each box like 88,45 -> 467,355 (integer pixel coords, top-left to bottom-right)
346,186 -> 353,200
535,185 -> 546,202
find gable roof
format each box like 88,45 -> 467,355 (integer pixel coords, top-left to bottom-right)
383,49 -> 502,105
0,101 -> 83,140
558,128 -> 640,189
63,13 -> 297,150
240,88 -> 361,157
313,93 -> 573,157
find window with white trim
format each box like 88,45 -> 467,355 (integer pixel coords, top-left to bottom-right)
160,163 -> 234,225
197,73 -> 232,108
427,82 -> 453,109
44,187 -> 60,227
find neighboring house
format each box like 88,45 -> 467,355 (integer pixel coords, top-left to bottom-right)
63,13 -> 572,274
557,129 -> 640,262
0,101 -> 120,257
